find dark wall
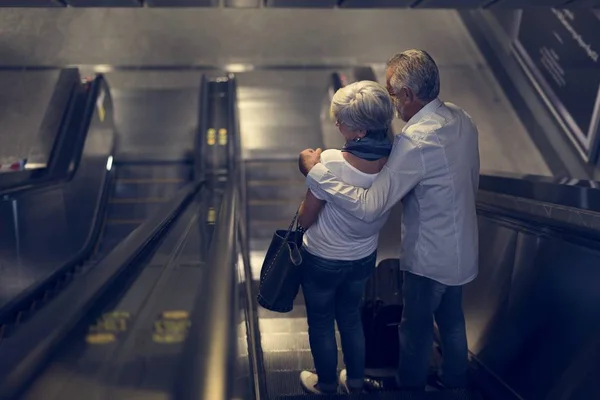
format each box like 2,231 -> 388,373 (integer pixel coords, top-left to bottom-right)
465,205 -> 600,400
461,9 -> 600,180
0,79 -> 115,309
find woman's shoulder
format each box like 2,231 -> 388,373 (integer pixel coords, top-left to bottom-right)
320,149 -> 343,165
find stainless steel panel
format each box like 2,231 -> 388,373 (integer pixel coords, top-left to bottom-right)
463,216 -> 518,353
340,0 -> 416,8
110,87 -> 198,160
340,0 -> 414,7
27,69 -> 80,168
419,0 -> 490,7
566,0 -> 600,6
492,0 -> 569,5
0,70 -> 63,163
466,214 -> 600,400
146,0 -> 217,5
237,70 -> 328,160
266,0 -> 336,7
505,237 -> 600,400
225,0 -> 260,6
0,0 -> 63,5
0,82 -> 114,310
65,0 -> 141,5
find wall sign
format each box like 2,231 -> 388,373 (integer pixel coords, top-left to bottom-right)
514,9 -> 600,163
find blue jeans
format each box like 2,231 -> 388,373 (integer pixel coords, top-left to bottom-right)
397,272 -> 469,390
300,249 -> 376,390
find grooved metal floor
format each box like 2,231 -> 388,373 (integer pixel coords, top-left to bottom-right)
278,389 -> 483,400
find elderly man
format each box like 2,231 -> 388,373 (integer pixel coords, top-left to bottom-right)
298,49 -> 480,391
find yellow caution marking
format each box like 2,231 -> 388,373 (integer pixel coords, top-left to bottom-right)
218,128 -> 228,146
207,207 -> 216,224
207,128 -> 216,146
162,310 -> 189,319
97,90 -> 106,123
86,311 -> 131,345
152,310 -> 191,344
86,332 -> 115,344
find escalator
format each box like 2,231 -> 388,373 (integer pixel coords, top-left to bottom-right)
233,69 -> 600,400
96,160 -> 194,256
0,73 -> 237,400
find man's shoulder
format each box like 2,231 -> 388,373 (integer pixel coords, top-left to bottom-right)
404,102 -> 471,141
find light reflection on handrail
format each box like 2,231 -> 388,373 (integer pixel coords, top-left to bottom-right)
176,174 -> 238,400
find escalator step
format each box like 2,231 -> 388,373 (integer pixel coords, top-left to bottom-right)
278,388 -> 482,399
268,372 -> 483,400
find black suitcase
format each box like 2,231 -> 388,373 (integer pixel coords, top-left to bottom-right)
362,258 -> 404,370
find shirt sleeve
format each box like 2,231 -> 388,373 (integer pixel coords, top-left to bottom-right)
306,134 -> 424,223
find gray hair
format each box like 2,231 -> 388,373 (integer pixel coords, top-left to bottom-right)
386,49 -> 440,103
330,80 -> 394,132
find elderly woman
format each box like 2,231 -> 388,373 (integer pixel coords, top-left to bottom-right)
296,80 -> 394,395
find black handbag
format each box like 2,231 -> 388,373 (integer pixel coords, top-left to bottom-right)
256,211 -> 303,313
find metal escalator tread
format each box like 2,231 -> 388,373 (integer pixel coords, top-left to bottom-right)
278,389 -> 482,399
267,371 -> 482,400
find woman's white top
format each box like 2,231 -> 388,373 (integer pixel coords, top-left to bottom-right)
303,149 -> 390,261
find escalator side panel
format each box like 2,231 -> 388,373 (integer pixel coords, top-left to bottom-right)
20,187 -> 217,400
0,79 -> 114,314
465,213 -> 600,400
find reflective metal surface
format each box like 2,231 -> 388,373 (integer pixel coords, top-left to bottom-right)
0,70 -> 66,163
466,213 -> 600,400
109,85 -> 199,161
65,0 -> 141,6
0,78 -> 114,310
237,70 -> 328,160
4,0 -> 596,6
341,0 -> 413,7
480,173 -> 600,213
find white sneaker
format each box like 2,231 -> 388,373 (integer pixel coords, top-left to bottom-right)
300,371 -> 337,394
339,369 -> 350,394
339,369 -> 365,394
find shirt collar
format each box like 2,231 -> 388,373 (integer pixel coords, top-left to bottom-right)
401,98 -> 443,133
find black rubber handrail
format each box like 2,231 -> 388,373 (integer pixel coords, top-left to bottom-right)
236,168 -> 269,400
176,175 -> 238,400
477,202 -> 600,249
195,74 -> 209,181
0,77 -> 113,329
0,180 -> 203,400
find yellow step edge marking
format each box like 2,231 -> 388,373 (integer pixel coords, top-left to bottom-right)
218,128 -> 228,146
86,311 -> 131,345
86,332 -> 116,344
109,198 -> 168,204
152,310 -> 191,344
207,207 -> 216,224
207,128 -> 216,146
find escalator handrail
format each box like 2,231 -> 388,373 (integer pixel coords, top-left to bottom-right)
0,77 -> 113,327
0,180 -> 203,400
176,174 -> 238,400
0,75 -> 105,197
479,172 -> 600,214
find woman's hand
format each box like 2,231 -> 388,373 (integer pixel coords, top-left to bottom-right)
298,148 -> 322,176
